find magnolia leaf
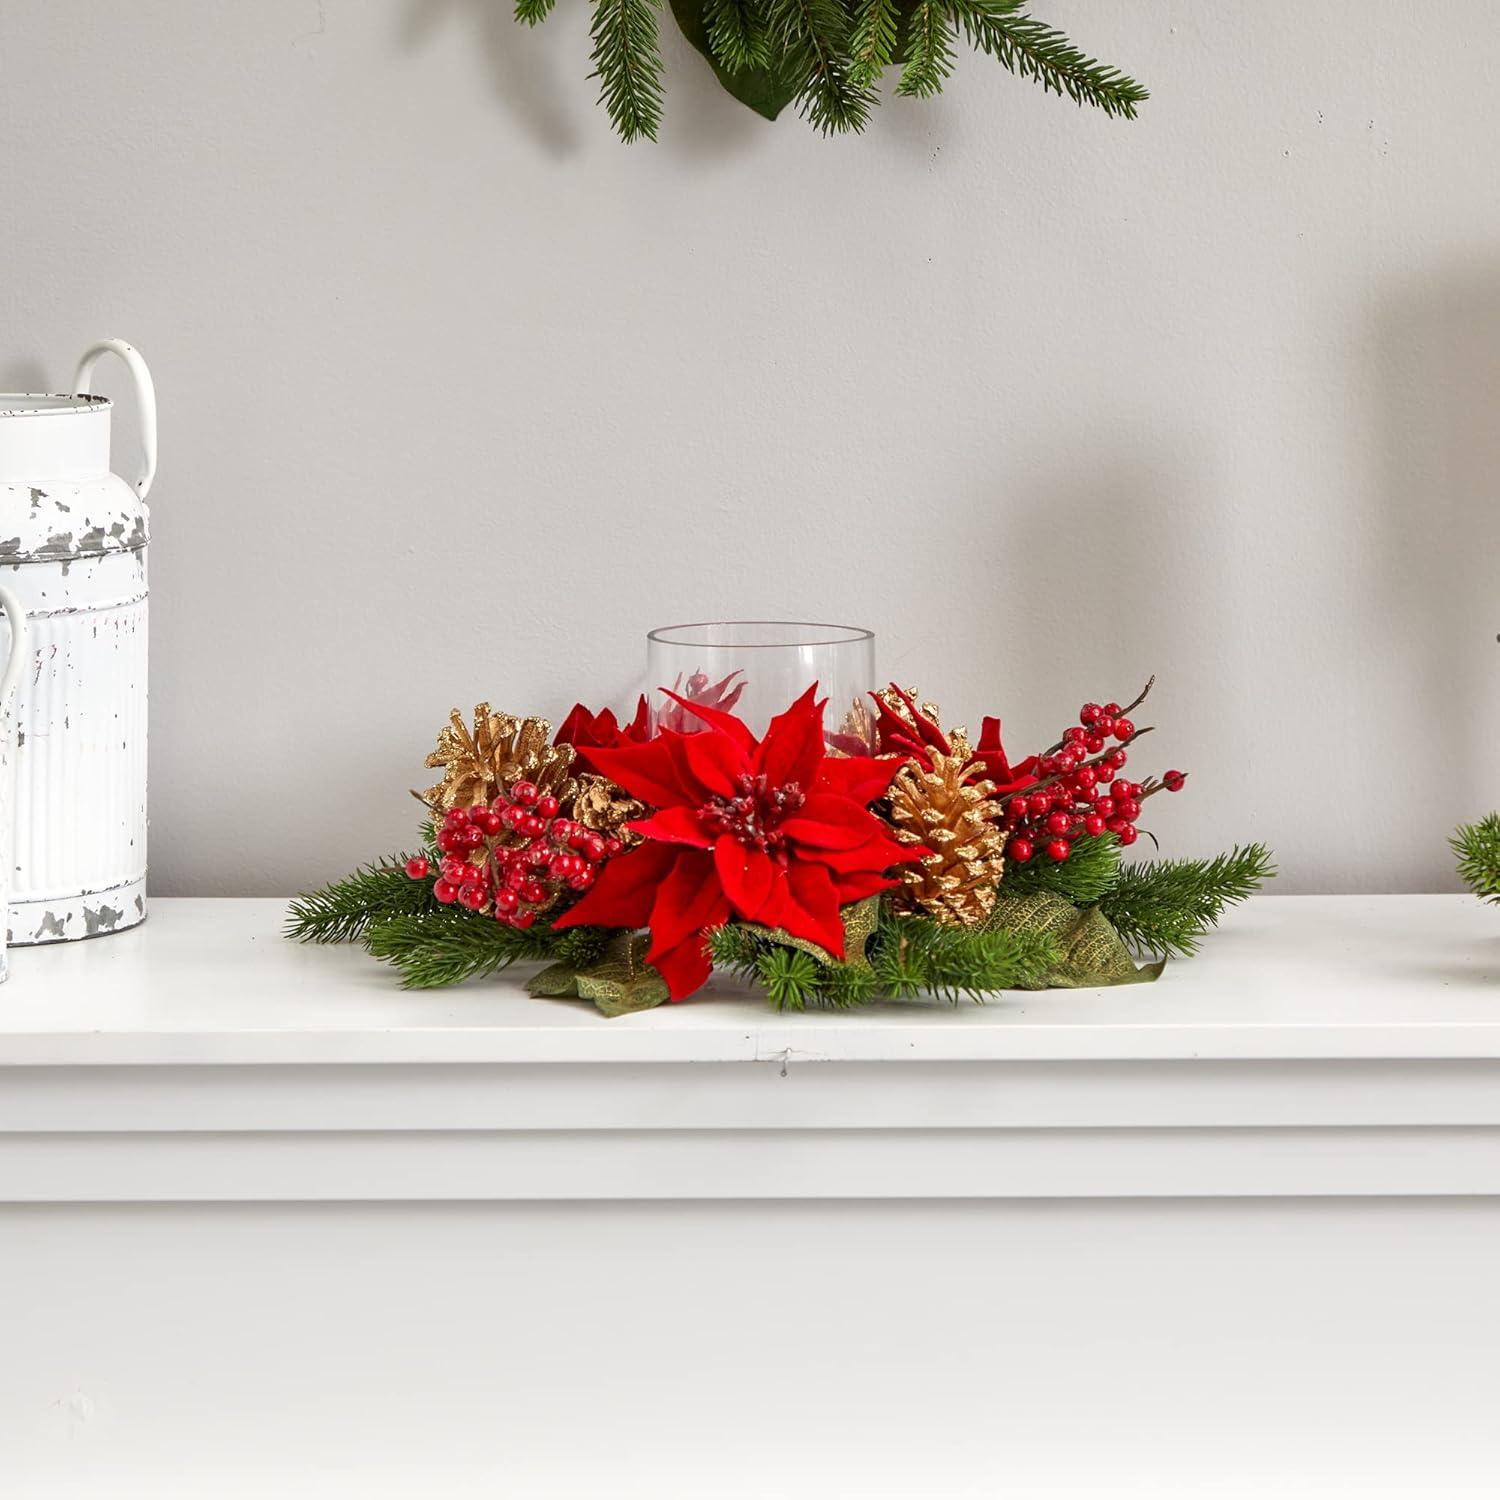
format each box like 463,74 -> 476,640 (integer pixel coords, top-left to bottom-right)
526,962 -> 583,998
986,891 -> 1163,989
739,896 -> 880,970
667,0 -> 795,122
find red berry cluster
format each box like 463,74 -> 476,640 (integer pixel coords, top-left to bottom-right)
404,781 -> 623,928
998,696 -> 1188,865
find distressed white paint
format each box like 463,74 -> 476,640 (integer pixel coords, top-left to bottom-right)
0,588 -> 27,980
0,342 -> 156,945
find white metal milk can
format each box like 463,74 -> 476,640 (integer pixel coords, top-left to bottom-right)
0,339 -> 157,944
0,587 -> 27,976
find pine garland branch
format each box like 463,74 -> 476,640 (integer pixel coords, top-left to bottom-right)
285,860 -> 434,945
1098,843 -> 1275,959
1453,814 -> 1500,903
1002,833 -> 1121,905
591,0 -> 667,142
765,0 -> 874,133
942,0 -> 1148,119
364,909 -> 611,990
703,0 -> 772,71
707,907 -> 1056,1009
515,0 -> 557,24
895,0 -> 955,98
848,0 -> 900,88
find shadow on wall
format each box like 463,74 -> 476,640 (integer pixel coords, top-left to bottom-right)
1373,264 -> 1500,835
395,0 -> 768,159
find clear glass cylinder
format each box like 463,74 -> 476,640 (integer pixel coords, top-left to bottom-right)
645,621 -> 876,743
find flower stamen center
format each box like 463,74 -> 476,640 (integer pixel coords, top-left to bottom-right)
698,773 -> 805,852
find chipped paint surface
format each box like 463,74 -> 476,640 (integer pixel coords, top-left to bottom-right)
1,389 -> 150,946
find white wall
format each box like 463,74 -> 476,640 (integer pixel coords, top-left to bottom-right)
2,0 -> 1495,896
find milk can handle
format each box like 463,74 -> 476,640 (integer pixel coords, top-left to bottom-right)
74,339 -> 158,501
0,586 -> 26,715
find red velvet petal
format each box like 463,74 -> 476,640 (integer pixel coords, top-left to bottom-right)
650,935 -> 714,1002
776,861 -> 846,958
552,842 -> 679,931
583,736 -> 695,809
680,724 -> 750,798
659,690 -> 756,754
756,685 -> 827,791
623,695 -> 652,743
806,829 -> 921,876
826,868 -> 901,903
813,753 -> 907,806
713,839 -> 776,922
629,806 -> 713,848
781,793 -> 889,850
647,848 -> 730,956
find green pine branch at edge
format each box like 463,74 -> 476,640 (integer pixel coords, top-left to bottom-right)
285,860 -> 434,945
1097,843 -> 1275,959
1452,814 -> 1500,903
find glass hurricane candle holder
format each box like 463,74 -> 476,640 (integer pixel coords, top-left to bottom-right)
646,621 -> 876,744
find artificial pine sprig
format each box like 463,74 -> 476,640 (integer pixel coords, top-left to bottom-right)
707,903 -> 1058,1010
1452,814 -> 1500,903
590,0 -> 667,142
1098,844 -> 1275,959
285,859 -> 436,945
526,0 -> 1144,140
365,909 -> 610,989
1002,832 -> 1121,905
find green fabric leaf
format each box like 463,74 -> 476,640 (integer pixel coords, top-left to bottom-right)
668,0 -> 796,120
527,932 -> 670,1016
738,895 -> 880,969
985,891 -> 1162,989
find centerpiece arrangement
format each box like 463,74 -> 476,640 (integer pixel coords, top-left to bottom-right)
289,623 -> 1272,1015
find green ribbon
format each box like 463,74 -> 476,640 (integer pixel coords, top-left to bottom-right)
984,891 -> 1164,989
527,932 -> 671,1017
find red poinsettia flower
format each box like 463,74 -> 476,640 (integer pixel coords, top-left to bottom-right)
974,717 -> 1039,799
553,686 -> 918,1000
555,695 -> 651,752
654,669 -> 746,735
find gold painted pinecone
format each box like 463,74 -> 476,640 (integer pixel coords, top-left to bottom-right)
420,705 -> 578,817
886,749 -> 1007,926
572,773 -> 645,846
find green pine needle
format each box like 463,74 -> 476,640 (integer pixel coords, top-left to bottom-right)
765,0 -> 875,134
703,0 -> 772,71
757,946 -> 822,1008
515,0 -> 557,24
590,0 -> 667,142
848,0 -> 900,87
364,910 -> 610,990
1453,815 -> 1500,903
285,860 -> 435,945
1098,843 -> 1275,959
943,0 -> 1148,118
895,0 -> 955,98
1002,833 -> 1122,905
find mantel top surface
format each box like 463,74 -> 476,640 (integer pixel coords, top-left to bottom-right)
3,896 -> 1498,1065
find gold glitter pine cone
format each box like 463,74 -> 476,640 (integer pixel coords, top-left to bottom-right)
886,749 -> 1007,926
420,705 -> 578,817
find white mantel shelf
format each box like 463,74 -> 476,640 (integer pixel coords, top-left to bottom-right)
4,894 -> 1500,1204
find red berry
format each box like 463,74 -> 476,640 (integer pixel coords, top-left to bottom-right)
1027,794 -> 1050,818
1107,815 -> 1128,834
1112,780 -> 1131,800
581,833 -> 607,861
1045,811 -> 1070,835
1007,837 -> 1034,862
1064,727 -> 1086,746
461,825 -> 485,849
1117,824 -> 1139,846
1103,702 -> 1121,717
1006,796 -> 1029,819
1097,767 -> 1116,785
1075,765 -> 1097,790
512,910 -> 537,930
1084,814 -> 1106,836
1164,770 -> 1186,792
1113,717 -> 1135,740
435,827 -> 462,854
519,879 -> 548,906
604,837 -> 624,857
512,781 -> 539,806
568,867 -> 597,891
405,855 -> 430,880
433,878 -> 458,904
1120,798 -> 1142,820
1045,839 -> 1070,862
493,888 -> 520,915
1108,750 -> 1128,769
444,806 -> 470,828
1080,703 -> 1101,724
1093,716 -> 1115,738
458,883 -> 487,911
536,794 -> 561,819
474,810 -> 504,837
1085,735 -> 1105,754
